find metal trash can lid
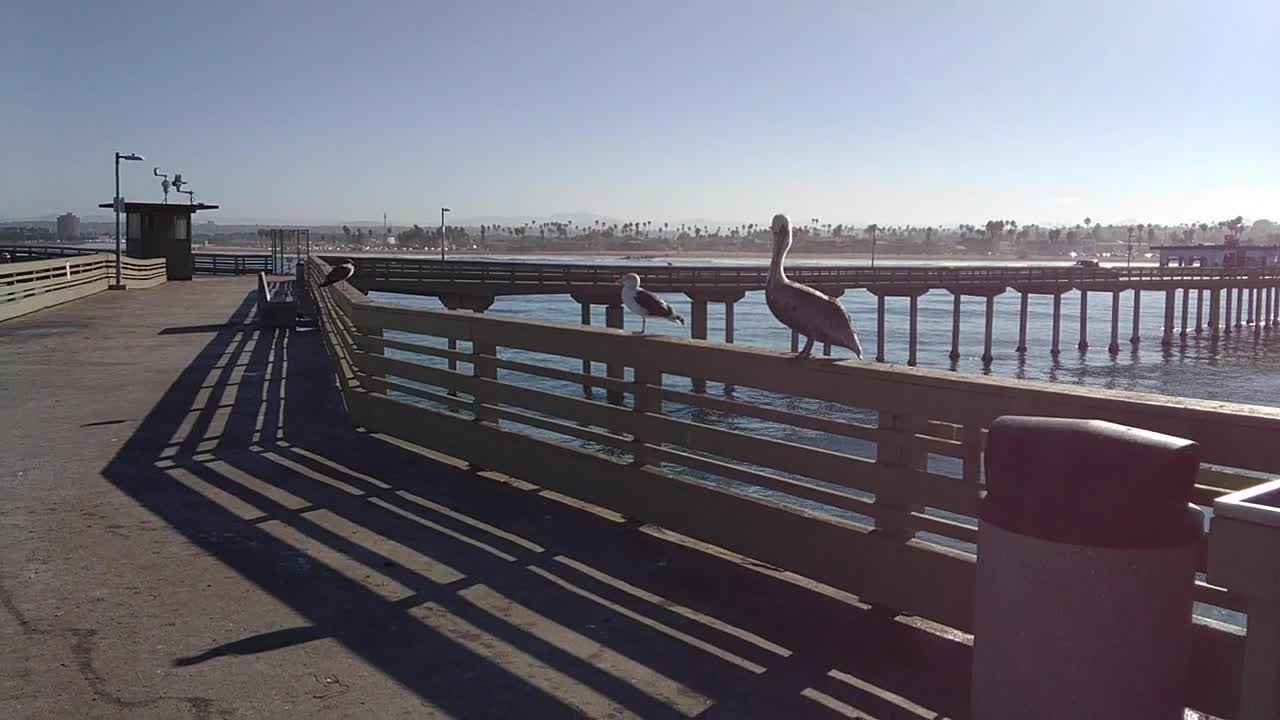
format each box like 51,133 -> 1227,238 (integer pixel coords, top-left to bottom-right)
982,415 -> 1205,548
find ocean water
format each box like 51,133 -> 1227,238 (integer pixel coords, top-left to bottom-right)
369,257 -> 1277,625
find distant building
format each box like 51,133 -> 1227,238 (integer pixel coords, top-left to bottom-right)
56,212 -> 80,241
1155,243 -> 1280,268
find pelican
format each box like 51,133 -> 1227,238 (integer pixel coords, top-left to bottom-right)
320,259 -> 355,287
619,273 -> 685,333
766,214 -> 863,359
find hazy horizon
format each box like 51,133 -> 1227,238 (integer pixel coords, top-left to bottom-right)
6,0 -> 1277,226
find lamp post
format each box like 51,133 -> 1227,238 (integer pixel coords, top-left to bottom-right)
113,152 -> 145,288
440,207 -> 451,261
1127,226 -> 1135,269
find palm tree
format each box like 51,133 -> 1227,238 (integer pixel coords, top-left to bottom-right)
865,224 -> 880,267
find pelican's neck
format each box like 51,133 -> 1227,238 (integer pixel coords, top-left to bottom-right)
768,235 -> 790,284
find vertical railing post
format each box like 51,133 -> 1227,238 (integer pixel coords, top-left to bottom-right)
690,298 -> 708,392
605,304 -> 626,404
472,332 -> 497,423
631,366 -> 662,466
873,413 -> 925,541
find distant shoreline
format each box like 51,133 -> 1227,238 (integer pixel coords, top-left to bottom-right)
184,244 -> 1152,265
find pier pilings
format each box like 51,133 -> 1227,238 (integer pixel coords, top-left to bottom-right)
1051,293 -> 1062,357
1224,288 -> 1234,336
1180,288 -> 1190,338
1078,290 -> 1089,352
1016,292 -> 1029,353
1131,289 -> 1142,345
949,292 -> 962,361
1162,289 -> 1176,347
1195,289 -> 1204,335
1108,290 -> 1122,354
1209,288 -> 1221,338
685,289 -> 745,392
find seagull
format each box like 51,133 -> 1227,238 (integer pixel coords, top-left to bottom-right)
619,273 -> 685,333
765,214 -> 863,359
319,259 -> 355,287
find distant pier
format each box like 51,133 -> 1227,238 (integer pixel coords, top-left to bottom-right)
334,255 -> 1280,368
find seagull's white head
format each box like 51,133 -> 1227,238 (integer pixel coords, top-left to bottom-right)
619,273 -> 641,289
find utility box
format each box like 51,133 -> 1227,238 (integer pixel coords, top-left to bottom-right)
97,201 -> 218,280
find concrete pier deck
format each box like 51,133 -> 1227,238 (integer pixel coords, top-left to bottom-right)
0,278 -> 971,718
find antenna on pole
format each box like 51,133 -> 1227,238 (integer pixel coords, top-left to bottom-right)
154,168 -> 170,203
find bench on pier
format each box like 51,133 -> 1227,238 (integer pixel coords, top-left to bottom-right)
256,272 -> 298,328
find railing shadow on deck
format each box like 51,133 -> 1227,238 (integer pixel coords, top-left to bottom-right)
100,292 -> 973,718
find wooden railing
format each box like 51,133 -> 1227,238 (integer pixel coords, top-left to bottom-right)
0,245 -> 272,276
329,254 -> 1280,296
121,256 -> 168,288
0,254 -> 168,322
193,252 -> 271,275
306,257 -> 1277,717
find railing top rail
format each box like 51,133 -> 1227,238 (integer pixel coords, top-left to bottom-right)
0,253 -> 114,274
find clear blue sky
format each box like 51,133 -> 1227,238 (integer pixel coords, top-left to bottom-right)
6,0 -> 1277,226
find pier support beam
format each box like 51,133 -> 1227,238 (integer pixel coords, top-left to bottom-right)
1130,289 -> 1142,345
908,295 -> 919,366
949,293 -> 962,361
1266,287 -> 1274,327
1209,289 -> 1221,338
690,299 -> 708,392
1224,287 -> 1234,336
1016,292 -> 1029,353
1180,287 -> 1190,337
1077,291 -> 1089,352
876,294 -> 886,363
790,330 -> 799,353
1247,288 -> 1255,326
1051,293 -> 1062,357
1236,286 -> 1244,328
982,295 -> 996,365
1162,289 -> 1176,347
724,301 -> 735,343
1195,289 -> 1204,334
1108,290 -> 1121,354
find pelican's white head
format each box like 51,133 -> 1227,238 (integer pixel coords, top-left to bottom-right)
771,213 -> 790,235
618,272 -> 641,290
771,213 -> 793,251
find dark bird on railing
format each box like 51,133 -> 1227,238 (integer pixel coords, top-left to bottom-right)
766,214 -> 863,359
320,259 -> 355,287
619,273 -> 685,333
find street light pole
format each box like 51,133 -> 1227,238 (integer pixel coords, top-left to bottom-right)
440,207 -> 450,261
112,152 -> 144,289
1127,226 -> 1135,269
